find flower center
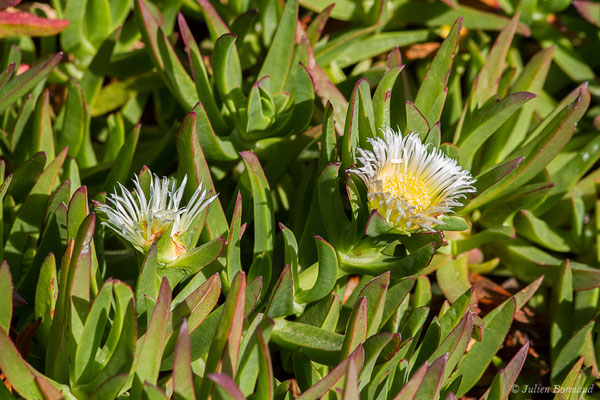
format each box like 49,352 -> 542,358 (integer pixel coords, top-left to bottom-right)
381,174 -> 430,212
138,212 -> 177,245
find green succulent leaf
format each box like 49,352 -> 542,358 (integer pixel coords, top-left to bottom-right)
196,0 -> 230,41
458,92 -> 536,169
437,256 -> 471,304
514,210 -> 570,252
213,33 -> 244,114
0,52 -> 61,114
0,328 -> 58,399
266,264 -> 295,319
0,262 -> 12,333
73,280 -> 114,385
199,272 -> 246,398
209,374 -> 246,400
340,296 -> 368,360
471,14 -> 520,108
5,148 -> 67,279
173,320 -> 195,400
135,242 -> 159,317
241,151 -> 274,257
414,17 -> 462,121
297,345 -> 364,400
177,112 -> 228,239
34,254 -> 57,344
131,278 -> 172,399
482,47 -> 555,166
318,163 -> 353,249
271,319 -> 344,366
297,236 -> 338,304
103,124 -> 140,192
454,298 -> 516,396
464,86 -> 590,211
257,0 -> 297,93
484,342 -> 529,400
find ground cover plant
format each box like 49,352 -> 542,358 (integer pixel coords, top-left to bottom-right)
0,0 -> 599,398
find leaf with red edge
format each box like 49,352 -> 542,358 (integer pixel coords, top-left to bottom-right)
161,273 -> 222,367
394,360 -> 428,400
464,86 -> 590,212
209,374 -> 246,400
429,312 -> 473,384
0,52 -> 61,114
35,376 -> 63,400
342,352 -> 360,399
305,4 -> 334,45
414,354 -> 448,399
0,328 -> 53,399
199,272 -> 246,398
555,356 -> 585,398
195,0 -> 230,41
131,278 -> 172,399
5,147 -> 67,282
134,0 -> 164,70
359,333 -> 400,390
266,264 -> 294,318
454,298 -> 517,396
472,157 -> 524,199
178,14 -> 228,135
176,112 -> 228,239
471,14 -> 520,107
173,320 -> 195,400
574,1 -> 600,26
297,345 -> 364,400
45,214 -> 96,382
340,297 -> 368,360
355,273 -> 389,336
241,151 -> 274,257
304,36 -> 347,133
0,12 -> 69,37
484,342 -> 529,400
255,328 -> 274,399
414,17 -> 462,122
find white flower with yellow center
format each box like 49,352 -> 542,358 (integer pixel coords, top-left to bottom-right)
350,128 -> 476,233
96,172 -> 217,261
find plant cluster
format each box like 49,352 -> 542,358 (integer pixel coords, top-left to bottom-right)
0,0 -> 599,398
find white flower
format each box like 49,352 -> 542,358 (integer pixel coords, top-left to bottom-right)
96,172 -> 217,260
350,128 -> 476,232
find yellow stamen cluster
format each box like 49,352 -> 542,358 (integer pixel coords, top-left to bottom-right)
381,174 -> 430,213
138,217 -> 170,246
